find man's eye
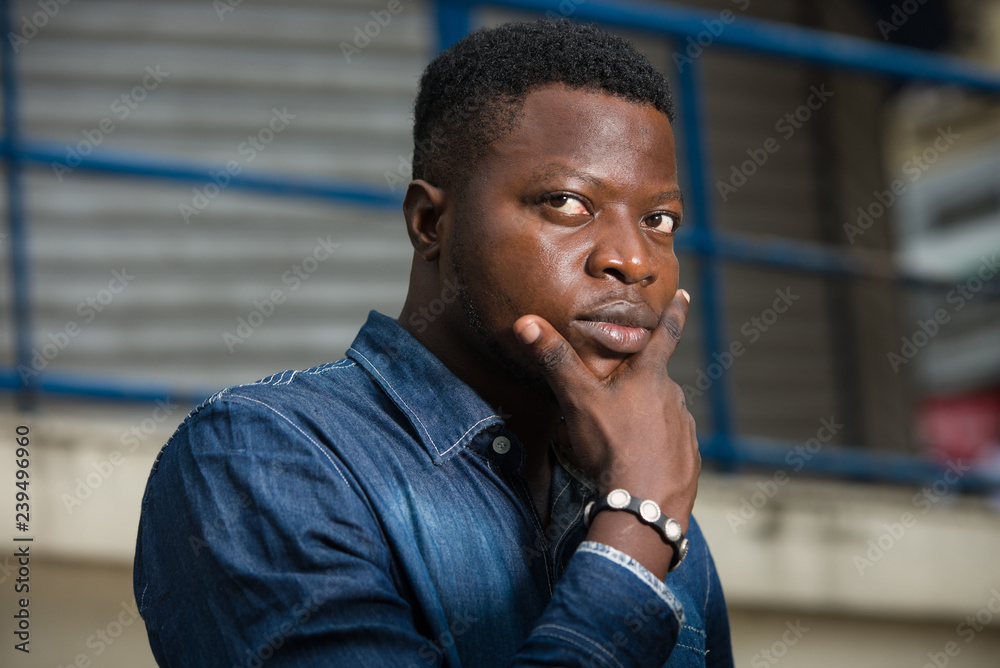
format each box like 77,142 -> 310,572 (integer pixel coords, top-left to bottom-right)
645,213 -> 679,233
544,194 -> 589,215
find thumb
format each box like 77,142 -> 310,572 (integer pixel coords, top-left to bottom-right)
513,315 -> 593,401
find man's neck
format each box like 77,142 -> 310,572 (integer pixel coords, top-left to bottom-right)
398,302 -> 561,522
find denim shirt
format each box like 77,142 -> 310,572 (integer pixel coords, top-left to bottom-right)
134,311 -> 734,667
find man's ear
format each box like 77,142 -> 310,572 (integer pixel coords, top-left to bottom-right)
403,179 -> 448,262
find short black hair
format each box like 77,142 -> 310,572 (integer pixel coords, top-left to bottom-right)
411,19 -> 674,190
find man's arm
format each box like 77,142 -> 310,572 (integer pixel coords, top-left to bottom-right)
134,395 -> 685,667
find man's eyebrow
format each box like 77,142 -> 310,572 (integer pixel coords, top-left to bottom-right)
654,189 -> 685,208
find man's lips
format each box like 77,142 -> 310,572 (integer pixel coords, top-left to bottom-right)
573,301 -> 658,355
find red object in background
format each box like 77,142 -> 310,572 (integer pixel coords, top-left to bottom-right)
918,390 -> 1000,465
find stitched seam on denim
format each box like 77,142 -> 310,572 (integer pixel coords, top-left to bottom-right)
226,395 -> 350,487
534,624 -> 626,668
310,360 -> 356,373
503,469 -> 555,593
439,414 -> 501,457
676,642 -> 707,655
577,542 -> 685,622
533,631 -> 602,666
551,488 -> 584,558
551,443 -> 598,492
683,624 -> 706,637
348,347 -> 439,453
550,477 -> 572,509
271,370 -> 297,386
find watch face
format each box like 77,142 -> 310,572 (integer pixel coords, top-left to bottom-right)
607,489 -> 630,509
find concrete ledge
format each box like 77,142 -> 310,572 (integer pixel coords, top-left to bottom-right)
3,408 -> 1000,625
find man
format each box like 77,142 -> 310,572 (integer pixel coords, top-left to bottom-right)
135,19 -> 733,667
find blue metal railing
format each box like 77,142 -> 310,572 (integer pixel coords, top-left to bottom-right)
3,0 -> 999,489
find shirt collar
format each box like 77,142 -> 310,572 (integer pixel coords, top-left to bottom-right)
346,310 -> 505,466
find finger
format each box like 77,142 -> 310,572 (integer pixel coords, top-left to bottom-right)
513,314 -> 596,403
640,289 -> 691,368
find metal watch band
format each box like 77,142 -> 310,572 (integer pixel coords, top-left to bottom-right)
584,489 -> 690,572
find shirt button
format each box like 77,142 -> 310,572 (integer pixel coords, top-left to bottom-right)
491,436 -> 511,454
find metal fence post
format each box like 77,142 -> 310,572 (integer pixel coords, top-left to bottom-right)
435,0 -> 472,53
1,0 -> 34,409
675,56 -> 737,469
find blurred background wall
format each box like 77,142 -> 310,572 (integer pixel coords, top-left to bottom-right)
1,0 -> 999,666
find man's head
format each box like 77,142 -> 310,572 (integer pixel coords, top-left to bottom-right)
400,19 -> 681,400
411,19 -> 675,193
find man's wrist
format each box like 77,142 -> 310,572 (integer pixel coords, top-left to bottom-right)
585,489 -> 689,573
586,510 -> 676,580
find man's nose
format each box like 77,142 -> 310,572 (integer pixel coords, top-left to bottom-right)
584,211 -> 656,285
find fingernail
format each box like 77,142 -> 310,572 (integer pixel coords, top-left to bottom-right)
517,321 -> 541,344
679,289 -> 691,303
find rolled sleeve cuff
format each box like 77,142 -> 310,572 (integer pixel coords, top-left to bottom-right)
518,541 -> 684,668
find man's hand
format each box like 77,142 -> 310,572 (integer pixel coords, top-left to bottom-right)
513,289 -> 700,578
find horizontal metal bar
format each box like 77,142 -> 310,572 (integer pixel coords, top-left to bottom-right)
479,0 -> 1000,93
675,227 -> 1000,295
0,368 -> 211,406
7,132 -> 992,291
0,368 -> 992,491
17,139 -> 404,209
700,433 -> 997,493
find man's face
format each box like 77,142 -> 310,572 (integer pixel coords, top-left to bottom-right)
443,83 -> 683,383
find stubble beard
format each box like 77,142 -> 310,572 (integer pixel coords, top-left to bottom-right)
448,238 -> 556,404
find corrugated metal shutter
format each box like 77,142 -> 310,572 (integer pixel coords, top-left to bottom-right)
10,0 -> 429,392
3,0 -> 910,452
